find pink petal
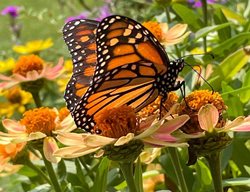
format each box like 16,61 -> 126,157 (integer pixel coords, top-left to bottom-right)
157,115 -> 190,134
43,137 -> 61,163
222,116 -> 250,132
152,133 -> 178,142
198,104 -> 219,132
2,119 -> 26,133
142,137 -> 188,147
139,115 -> 157,131
0,74 -> 12,81
43,58 -> 63,80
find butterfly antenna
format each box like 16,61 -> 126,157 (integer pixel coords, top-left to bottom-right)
184,61 -> 214,93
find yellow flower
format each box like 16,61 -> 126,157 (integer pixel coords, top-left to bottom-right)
54,105 -> 189,159
56,60 -> 73,92
0,58 -> 15,73
0,87 -> 33,118
0,55 -> 63,90
13,38 -> 53,54
0,107 -> 76,163
143,21 -> 191,45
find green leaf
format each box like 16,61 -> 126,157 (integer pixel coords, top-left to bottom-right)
194,23 -> 231,41
223,177 -> 250,187
221,7 -> 247,25
192,160 -> 212,192
205,47 -> 250,90
213,8 -> 231,41
75,159 -> 90,190
91,157 -> 110,192
172,4 -> 203,31
27,184 -> 51,192
134,158 -> 143,192
240,69 -> 250,103
221,82 -> 244,117
57,160 -> 67,181
211,33 -> 250,58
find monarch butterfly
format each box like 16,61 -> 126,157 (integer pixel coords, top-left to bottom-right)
63,15 -> 185,133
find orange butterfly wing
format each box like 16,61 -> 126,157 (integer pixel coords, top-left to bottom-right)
63,19 -> 98,112
72,15 -> 172,132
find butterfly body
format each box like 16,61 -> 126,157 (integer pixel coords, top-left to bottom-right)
63,15 -> 184,133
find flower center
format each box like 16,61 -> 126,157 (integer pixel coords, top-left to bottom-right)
6,87 -> 22,104
138,92 -> 179,118
58,107 -> 70,122
93,105 -> 139,138
143,21 -> 163,41
178,90 -> 227,133
20,107 -> 56,135
12,54 -> 44,77
179,90 -> 226,114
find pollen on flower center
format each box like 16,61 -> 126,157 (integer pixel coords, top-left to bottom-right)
93,105 -> 138,138
59,107 -> 70,122
6,87 -> 22,104
138,92 -> 179,118
178,90 -> 227,133
20,107 -> 56,135
12,54 -> 44,77
143,21 -> 163,41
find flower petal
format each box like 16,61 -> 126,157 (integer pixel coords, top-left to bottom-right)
83,134 -> 115,147
198,104 -> 219,132
54,146 -> 100,158
157,115 -> 190,134
114,133 -> 134,146
56,132 -> 87,146
2,119 -> 26,133
220,116 -> 250,132
43,137 -> 61,163
142,137 -> 188,147
28,132 -> 47,141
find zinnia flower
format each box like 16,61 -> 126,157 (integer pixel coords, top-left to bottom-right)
1,6 -> 20,18
0,54 -> 63,90
0,87 -> 33,118
12,38 -> 53,54
54,105 -> 189,161
177,90 -> 250,164
0,58 -> 15,73
0,142 -> 25,176
143,21 -> 190,45
65,12 -> 89,23
0,107 -> 76,163
95,5 -> 111,21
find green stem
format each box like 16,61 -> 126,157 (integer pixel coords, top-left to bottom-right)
201,0 -> 208,53
167,148 -> 188,192
41,151 -> 62,192
31,91 -> 42,107
119,162 -> 138,192
205,152 -> 223,192
78,157 -> 95,181
165,7 -> 171,23
26,160 -> 51,184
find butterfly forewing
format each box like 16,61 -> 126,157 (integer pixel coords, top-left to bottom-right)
73,15 -> 172,132
63,19 -> 99,112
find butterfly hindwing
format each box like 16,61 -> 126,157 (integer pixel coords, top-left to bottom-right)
63,19 -> 99,112
73,15 -> 171,132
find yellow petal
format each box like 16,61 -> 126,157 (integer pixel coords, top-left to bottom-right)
2,119 -> 26,133
114,133 -> 135,146
28,132 -> 47,141
83,134 -> 115,147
